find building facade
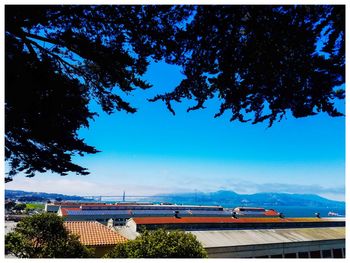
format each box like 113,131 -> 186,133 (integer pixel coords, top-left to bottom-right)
120,216 -> 345,258
191,227 -> 345,258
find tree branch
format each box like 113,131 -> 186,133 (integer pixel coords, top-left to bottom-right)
25,38 -> 101,89
24,32 -> 61,46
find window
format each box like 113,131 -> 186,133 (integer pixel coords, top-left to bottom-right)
270,254 -> 283,258
333,248 -> 343,258
285,253 -> 297,258
310,250 -> 321,258
322,250 -> 332,258
298,252 -> 309,258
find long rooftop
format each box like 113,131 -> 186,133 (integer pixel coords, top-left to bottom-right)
189,227 -> 345,248
131,216 -> 345,225
60,208 -> 232,217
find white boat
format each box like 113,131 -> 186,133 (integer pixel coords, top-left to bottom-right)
328,211 -> 340,217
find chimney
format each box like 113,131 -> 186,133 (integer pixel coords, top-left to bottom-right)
107,218 -> 114,228
232,211 -> 238,219
174,210 -> 181,219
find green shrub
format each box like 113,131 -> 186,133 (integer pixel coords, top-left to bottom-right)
105,228 -> 207,258
5,213 -> 94,258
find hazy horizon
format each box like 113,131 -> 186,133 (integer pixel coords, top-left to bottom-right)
5,182 -> 345,202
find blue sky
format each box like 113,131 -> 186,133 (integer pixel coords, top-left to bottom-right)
6,61 -> 345,201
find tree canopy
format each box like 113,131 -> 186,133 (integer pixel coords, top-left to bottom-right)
5,5 -> 345,181
151,6 -> 345,124
105,228 -> 207,258
5,5 -> 191,181
13,203 -> 27,212
5,200 -> 16,211
5,213 -> 94,258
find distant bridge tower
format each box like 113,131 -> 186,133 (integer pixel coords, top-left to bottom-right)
122,191 -> 126,202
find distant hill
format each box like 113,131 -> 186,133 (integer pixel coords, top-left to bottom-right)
5,189 -> 345,210
148,190 -> 345,208
5,190 -> 91,202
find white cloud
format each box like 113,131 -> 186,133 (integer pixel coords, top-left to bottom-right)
5,174 -> 190,197
220,180 -> 345,201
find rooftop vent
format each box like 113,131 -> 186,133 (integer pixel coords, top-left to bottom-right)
174,210 -> 181,219
107,218 -> 114,228
232,211 -> 238,219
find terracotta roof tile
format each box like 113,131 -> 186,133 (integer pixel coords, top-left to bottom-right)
264,209 -> 280,216
64,221 -> 128,246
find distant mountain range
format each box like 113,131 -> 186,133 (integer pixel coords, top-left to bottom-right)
5,189 -> 345,209
5,190 -> 91,202
147,190 -> 345,208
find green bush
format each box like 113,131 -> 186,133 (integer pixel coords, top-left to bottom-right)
105,228 -> 207,258
5,213 -> 94,258
25,203 -> 45,210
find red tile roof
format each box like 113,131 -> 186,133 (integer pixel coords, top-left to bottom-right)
52,202 -> 103,206
81,204 -> 117,207
64,221 -> 128,246
264,209 -> 280,216
131,216 -> 330,225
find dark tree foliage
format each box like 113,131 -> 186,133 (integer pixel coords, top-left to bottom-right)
151,5 -> 345,125
5,200 -> 16,210
13,203 -> 27,211
5,5 -> 344,181
5,213 -> 94,258
5,5 -> 191,181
